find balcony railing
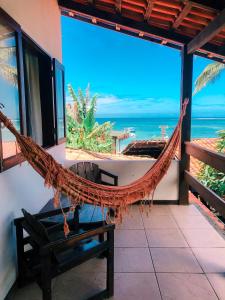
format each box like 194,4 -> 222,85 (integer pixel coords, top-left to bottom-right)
185,142 -> 225,219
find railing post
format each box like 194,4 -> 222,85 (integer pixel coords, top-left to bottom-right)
179,44 -> 193,205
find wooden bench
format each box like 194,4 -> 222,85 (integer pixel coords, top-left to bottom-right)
14,207 -> 115,300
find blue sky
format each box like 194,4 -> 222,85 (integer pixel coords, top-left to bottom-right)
62,16 -> 225,118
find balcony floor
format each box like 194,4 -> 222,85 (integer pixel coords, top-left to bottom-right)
13,204 -> 225,300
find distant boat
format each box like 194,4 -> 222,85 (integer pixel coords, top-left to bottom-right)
125,127 -> 136,133
129,133 -> 136,138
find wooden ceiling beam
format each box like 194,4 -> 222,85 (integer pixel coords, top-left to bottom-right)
58,0 -> 225,60
144,0 -> 154,21
187,7 -> 225,53
115,0 -> 122,13
173,2 -> 192,29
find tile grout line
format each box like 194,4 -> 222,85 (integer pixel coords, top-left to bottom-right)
170,207 -> 220,300
140,208 -> 163,300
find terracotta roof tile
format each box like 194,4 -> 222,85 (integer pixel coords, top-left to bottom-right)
190,138 -> 219,177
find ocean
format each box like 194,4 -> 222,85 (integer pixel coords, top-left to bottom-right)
2,118 -> 225,152
96,117 -> 225,150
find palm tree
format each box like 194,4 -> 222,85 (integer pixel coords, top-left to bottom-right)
66,84 -> 113,153
194,62 -> 225,95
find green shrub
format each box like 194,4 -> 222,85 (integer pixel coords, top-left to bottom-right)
198,130 -> 225,198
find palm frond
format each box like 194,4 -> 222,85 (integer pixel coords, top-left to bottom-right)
68,84 -> 82,122
78,88 -> 87,118
0,46 -> 16,61
83,95 -> 97,133
0,46 -> 17,86
85,83 -> 90,108
194,62 -> 225,95
0,62 -> 17,86
68,83 -> 78,102
87,121 -> 111,139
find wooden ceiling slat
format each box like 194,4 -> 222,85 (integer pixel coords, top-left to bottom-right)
153,5 -> 179,16
122,10 -> 144,21
149,19 -> 170,29
190,1 -> 219,14
210,38 -> 225,46
151,11 -> 175,22
96,4 -> 115,12
123,0 -> 146,8
188,7 -> 225,54
122,3 -> 145,14
185,15 -> 209,26
181,20 -> 204,31
190,7 -> 215,19
217,32 -> 225,39
154,0 -> 182,10
173,1 -> 192,29
97,0 -> 115,4
176,26 -> 197,37
144,0 -> 155,20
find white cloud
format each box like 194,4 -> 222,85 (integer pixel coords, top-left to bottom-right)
66,95 -> 73,103
97,95 -> 122,105
96,94 -> 180,115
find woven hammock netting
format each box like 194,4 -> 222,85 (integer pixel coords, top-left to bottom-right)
0,99 -> 188,232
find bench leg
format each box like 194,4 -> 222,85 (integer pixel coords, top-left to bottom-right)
42,286 -> 52,300
106,230 -> 114,298
99,233 -> 104,243
41,255 -> 52,300
16,222 -> 26,287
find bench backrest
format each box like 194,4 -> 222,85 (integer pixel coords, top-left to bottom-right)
69,162 -> 101,183
22,208 -> 50,246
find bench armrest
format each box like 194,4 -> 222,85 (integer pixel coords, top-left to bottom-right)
99,169 -> 118,186
14,205 -> 80,225
40,224 -> 115,255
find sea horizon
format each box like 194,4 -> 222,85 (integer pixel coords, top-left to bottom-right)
96,116 -> 225,150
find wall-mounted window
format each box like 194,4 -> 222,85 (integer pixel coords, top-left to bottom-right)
0,11 -> 25,171
0,9 -> 66,172
0,25 -> 20,158
23,37 -> 55,148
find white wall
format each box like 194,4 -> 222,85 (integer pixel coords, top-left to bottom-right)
0,144 -> 65,299
0,2 -> 63,297
0,0 -> 62,61
65,159 -> 179,201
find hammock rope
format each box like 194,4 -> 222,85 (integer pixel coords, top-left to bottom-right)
0,99 -> 188,229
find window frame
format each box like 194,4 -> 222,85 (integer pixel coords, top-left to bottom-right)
0,8 -> 27,171
22,33 -> 55,148
0,8 -> 66,172
53,58 -> 66,145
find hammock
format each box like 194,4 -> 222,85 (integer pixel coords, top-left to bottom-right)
0,99 -> 188,233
